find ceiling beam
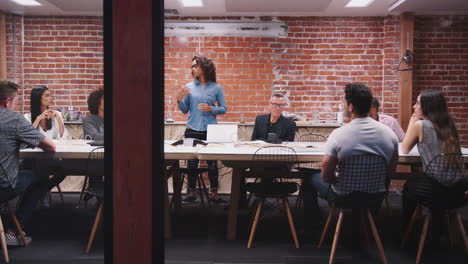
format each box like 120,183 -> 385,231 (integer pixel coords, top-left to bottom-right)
398,12 -> 414,131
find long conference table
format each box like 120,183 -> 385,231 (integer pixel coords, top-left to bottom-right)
165,140 -> 468,240
19,140 -> 103,159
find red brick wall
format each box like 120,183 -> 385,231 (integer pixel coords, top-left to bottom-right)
413,15 -> 468,147
5,15 -> 104,114
165,16 -> 401,124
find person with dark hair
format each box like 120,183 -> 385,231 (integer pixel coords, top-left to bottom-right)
176,55 -> 227,204
301,83 -> 398,237
0,80 -> 60,245
370,98 -> 405,142
401,89 -> 466,248
23,86 -> 69,208
23,86 -> 70,139
251,93 -> 296,142
82,88 -> 104,140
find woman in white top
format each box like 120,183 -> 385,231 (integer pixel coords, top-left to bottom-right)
24,86 -> 70,139
24,86 -> 69,208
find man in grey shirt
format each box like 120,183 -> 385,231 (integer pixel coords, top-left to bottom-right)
302,83 -> 398,236
0,80 -> 58,245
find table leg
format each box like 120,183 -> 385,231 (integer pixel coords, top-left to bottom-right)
227,167 -> 241,240
163,174 -> 171,239
171,162 -> 182,209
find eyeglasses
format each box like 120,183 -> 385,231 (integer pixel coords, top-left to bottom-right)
270,102 -> 285,108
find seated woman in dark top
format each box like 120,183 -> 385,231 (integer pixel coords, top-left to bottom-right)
83,88 -> 104,140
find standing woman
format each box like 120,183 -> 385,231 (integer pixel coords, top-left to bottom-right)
176,55 -> 228,203
24,86 -> 70,139
401,89 -> 466,247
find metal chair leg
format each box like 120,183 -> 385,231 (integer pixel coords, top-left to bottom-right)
295,187 -> 303,208
56,184 -> 65,204
170,172 -> 185,209
196,175 -> 205,208
198,172 -> 211,207
246,177 -> 259,205
77,176 -> 89,207
384,194 -> 392,216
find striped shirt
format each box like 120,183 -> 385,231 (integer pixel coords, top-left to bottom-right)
379,114 -> 405,142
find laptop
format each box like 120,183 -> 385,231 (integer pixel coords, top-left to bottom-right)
206,124 -> 238,143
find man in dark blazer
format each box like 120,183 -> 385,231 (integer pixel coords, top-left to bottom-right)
238,93 -> 296,207
251,93 -> 296,142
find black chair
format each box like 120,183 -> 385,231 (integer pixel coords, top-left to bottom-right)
401,153 -> 468,264
317,154 -> 390,264
298,133 -> 327,144
84,147 -> 104,253
295,133 -> 327,208
0,163 -> 30,263
175,160 -> 211,208
245,146 -> 300,248
171,132 -> 212,208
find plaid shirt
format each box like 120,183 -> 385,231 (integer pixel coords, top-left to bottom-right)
379,114 -> 405,142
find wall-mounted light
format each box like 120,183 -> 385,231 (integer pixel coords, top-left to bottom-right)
165,21 -> 287,37
10,0 -> 42,6
397,49 -> 415,71
179,0 -> 204,8
345,0 -> 375,8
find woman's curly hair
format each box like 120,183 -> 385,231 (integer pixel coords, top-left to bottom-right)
87,88 -> 104,115
192,55 -> 216,83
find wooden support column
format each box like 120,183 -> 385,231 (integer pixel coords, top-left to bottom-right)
398,12 -> 414,131
111,0 -> 156,263
0,12 -> 7,79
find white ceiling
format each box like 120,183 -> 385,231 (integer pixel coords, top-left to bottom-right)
0,0 -> 102,16
165,0 -> 468,17
0,0 -> 467,17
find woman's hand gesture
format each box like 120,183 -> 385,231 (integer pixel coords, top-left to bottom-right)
176,86 -> 190,102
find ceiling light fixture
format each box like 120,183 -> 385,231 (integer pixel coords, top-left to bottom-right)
345,0 -> 375,8
10,0 -> 42,6
388,0 -> 407,11
179,0 -> 204,8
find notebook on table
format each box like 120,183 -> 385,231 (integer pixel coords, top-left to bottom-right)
206,124 -> 238,143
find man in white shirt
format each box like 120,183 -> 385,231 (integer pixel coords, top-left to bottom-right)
302,83 -> 398,237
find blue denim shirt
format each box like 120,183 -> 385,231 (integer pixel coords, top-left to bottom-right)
177,80 -> 227,131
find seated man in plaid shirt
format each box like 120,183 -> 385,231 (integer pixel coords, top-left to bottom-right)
301,83 -> 398,235
0,80 -> 60,245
